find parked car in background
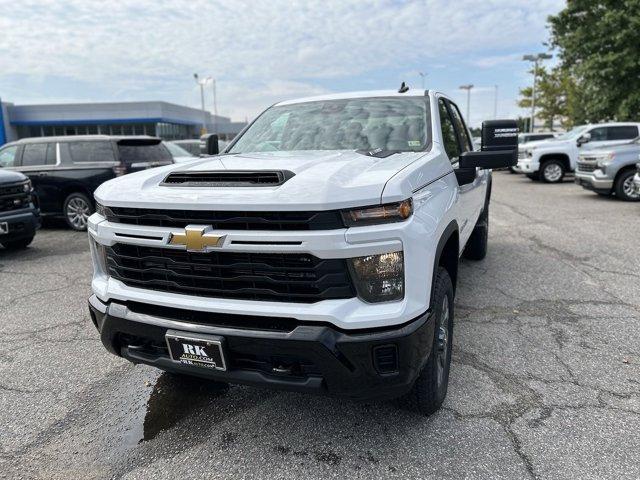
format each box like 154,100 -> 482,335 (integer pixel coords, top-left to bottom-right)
170,139 -> 201,156
575,138 -> 640,201
518,132 -> 557,144
0,136 -> 173,231
634,163 -> 640,195
164,141 -> 198,164
516,123 -> 640,183
0,168 -> 40,250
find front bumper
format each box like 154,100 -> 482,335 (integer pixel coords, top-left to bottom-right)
88,295 -> 434,401
0,208 -> 40,242
514,159 -> 538,174
574,171 -> 613,193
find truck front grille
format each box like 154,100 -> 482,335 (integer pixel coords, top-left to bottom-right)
106,244 -> 356,303
0,182 -> 30,213
104,207 -> 345,231
577,162 -> 597,173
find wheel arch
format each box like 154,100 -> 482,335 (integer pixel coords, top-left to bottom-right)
539,153 -> 570,171
430,220 -> 459,310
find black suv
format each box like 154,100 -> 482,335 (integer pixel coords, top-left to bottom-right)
0,169 -> 40,250
0,136 -> 173,231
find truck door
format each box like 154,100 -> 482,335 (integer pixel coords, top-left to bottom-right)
438,98 -> 483,247
16,142 -> 58,214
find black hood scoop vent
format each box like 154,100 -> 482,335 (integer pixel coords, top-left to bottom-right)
162,170 -> 294,187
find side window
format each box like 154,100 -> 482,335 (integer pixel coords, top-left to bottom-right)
45,143 -> 57,165
589,127 -> 607,141
0,145 -> 19,167
68,141 -> 116,163
606,126 -> 638,140
438,99 -> 461,161
21,143 -> 48,167
447,101 -> 473,153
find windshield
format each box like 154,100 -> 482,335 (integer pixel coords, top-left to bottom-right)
229,97 -> 429,154
165,142 -> 195,157
554,126 -> 588,141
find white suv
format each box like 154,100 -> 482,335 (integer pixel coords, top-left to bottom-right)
87,89 -> 517,414
516,123 -> 640,183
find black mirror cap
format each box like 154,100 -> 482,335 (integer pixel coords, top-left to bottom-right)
481,120 -> 519,152
200,133 -> 220,155
459,150 -> 517,169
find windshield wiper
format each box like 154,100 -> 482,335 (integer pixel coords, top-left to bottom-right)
356,148 -> 401,158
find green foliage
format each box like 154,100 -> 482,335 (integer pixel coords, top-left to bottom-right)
517,66 -> 575,129
549,0 -> 640,122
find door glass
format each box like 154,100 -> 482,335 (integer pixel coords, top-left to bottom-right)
448,101 -> 473,153
438,99 -> 461,161
45,143 -> 57,165
589,127 -> 607,141
68,141 -> 116,163
0,145 -> 19,167
21,143 -> 48,166
606,126 -> 638,140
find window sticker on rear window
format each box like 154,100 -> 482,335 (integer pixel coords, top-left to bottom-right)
408,140 -> 421,147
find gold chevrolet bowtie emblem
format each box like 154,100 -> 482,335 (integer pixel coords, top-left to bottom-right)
169,225 -> 225,252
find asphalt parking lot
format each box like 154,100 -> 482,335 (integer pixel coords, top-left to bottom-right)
1,172 -> 639,479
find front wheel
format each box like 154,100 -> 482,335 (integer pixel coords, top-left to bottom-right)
401,267 -> 454,415
540,160 -> 565,183
63,193 -> 93,231
1,236 -> 34,250
614,170 -> 640,201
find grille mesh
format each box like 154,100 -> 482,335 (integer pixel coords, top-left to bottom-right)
0,182 -> 30,213
106,244 -> 355,303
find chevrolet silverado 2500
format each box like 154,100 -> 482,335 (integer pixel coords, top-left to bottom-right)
87,89 -> 517,414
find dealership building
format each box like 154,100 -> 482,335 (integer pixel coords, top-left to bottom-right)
0,99 -> 247,146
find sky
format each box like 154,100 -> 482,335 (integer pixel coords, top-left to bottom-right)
0,0 -> 564,126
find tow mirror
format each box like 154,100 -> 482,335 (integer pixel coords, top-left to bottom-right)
577,132 -> 591,146
200,133 -> 220,156
455,120 -> 518,185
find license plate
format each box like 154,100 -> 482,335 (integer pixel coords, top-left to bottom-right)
0,222 -> 8,235
165,330 -> 227,371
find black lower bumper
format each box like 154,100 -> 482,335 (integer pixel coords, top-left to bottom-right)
0,208 -> 40,242
574,177 -> 612,195
88,296 -> 434,401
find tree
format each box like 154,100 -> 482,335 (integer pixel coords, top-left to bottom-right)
549,0 -> 640,122
518,66 -> 575,130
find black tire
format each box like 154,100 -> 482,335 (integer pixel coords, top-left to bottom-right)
463,205 -> 488,260
613,170 -> 640,201
1,236 -> 34,250
401,267 -> 454,415
63,192 -> 93,231
540,160 -> 565,183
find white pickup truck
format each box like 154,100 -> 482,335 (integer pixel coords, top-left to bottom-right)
516,123 -> 640,183
87,89 -> 517,415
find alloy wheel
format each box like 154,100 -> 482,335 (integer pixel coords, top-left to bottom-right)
622,176 -> 640,199
66,197 -> 90,230
543,163 -> 563,182
436,295 -> 450,389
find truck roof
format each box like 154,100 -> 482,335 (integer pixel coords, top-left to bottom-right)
9,135 -> 161,145
275,89 -> 430,106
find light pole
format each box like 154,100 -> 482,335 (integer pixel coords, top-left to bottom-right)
459,84 -> 474,124
418,72 -> 427,90
193,73 -> 208,135
209,78 -> 218,134
523,53 -> 552,132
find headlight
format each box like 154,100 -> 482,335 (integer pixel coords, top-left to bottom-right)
342,199 -> 412,227
596,153 -> 615,167
95,202 -> 105,217
349,251 -> 404,303
22,179 -> 32,193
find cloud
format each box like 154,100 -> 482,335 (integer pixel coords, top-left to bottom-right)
0,0 -> 564,120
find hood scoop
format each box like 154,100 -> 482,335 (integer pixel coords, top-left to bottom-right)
162,170 -> 294,187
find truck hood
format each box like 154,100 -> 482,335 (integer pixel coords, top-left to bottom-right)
521,138 -> 568,150
95,150 -> 429,211
0,169 -> 28,183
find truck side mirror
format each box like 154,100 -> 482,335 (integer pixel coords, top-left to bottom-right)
455,120 -> 518,185
200,134 -> 220,156
577,132 -> 591,146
